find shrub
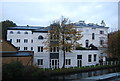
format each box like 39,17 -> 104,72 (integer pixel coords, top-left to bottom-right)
2,61 -> 25,79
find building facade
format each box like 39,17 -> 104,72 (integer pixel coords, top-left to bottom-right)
7,21 -> 109,68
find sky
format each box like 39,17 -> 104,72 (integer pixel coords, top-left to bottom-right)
1,1 -> 119,31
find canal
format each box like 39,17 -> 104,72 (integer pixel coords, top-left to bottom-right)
48,67 -> 120,81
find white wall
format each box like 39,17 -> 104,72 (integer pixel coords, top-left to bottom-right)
58,50 -> 99,68
76,27 -> 108,47
7,26 -> 108,68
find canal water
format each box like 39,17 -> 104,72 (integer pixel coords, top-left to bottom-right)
48,67 -> 120,81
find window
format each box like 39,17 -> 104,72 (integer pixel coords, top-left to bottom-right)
53,47 -> 56,52
31,39 -> 33,43
94,54 -> 97,61
65,59 -> 71,65
24,31 -> 28,34
10,39 -> 12,43
66,47 -> 70,52
24,47 -> 28,50
88,55 -> 92,62
54,35 -> 56,39
17,31 -> 20,34
10,31 -> 13,34
100,40 -> 104,45
31,47 -> 33,50
57,47 -> 59,52
50,47 -> 52,52
38,35 -> 43,39
37,59 -> 43,65
85,40 -> 89,47
24,39 -> 28,43
50,35 -> 59,40
77,55 -> 82,59
16,39 -> 20,43
50,47 -> 59,52
100,31 -> 104,34
17,47 -> 20,50
92,33 -> 95,40
38,46 -> 43,52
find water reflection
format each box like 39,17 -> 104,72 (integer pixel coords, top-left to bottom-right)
50,67 -> 120,81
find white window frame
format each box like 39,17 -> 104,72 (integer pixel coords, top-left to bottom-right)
88,55 -> 92,62
37,59 -> 43,65
24,47 -> 28,50
16,39 -> 20,43
65,59 -> 71,65
38,46 -> 43,52
24,39 -> 28,43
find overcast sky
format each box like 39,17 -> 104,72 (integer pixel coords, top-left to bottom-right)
1,1 -> 118,31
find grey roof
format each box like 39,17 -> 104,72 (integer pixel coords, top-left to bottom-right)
7,23 -> 109,32
73,23 -> 109,28
8,26 -> 50,32
2,51 -> 33,57
8,26 -> 43,30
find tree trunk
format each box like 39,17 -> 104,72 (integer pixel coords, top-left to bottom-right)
62,31 -> 65,68
62,49 -> 66,68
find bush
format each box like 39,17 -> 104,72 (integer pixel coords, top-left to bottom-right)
2,61 -> 25,79
76,46 -> 88,50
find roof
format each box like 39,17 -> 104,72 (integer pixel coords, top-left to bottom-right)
2,51 -> 33,57
8,26 -> 43,30
8,26 -> 49,32
0,39 -> 17,52
73,21 -> 109,28
7,22 -> 109,32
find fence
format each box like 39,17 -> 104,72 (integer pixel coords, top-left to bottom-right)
99,61 -> 120,66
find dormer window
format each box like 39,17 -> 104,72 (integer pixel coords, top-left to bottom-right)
24,31 -> 28,34
38,35 -> 44,40
10,31 -> 13,34
17,31 -> 20,34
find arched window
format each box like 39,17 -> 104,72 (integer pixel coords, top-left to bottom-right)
17,31 -> 20,34
38,35 -> 44,39
85,40 -> 89,47
10,31 -> 13,34
24,31 -> 28,34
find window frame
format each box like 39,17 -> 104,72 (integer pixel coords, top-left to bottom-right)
65,59 -> 71,65
38,35 -> 44,40
92,33 -> 95,40
24,31 -> 28,34
17,31 -> 20,34
31,47 -> 33,50
100,31 -> 104,34
31,39 -> 33,43
37,59 -> 43,65
24,47 -> 28,50
16,39 -> 20,43
88,55 -> 92,62
38,46 -> 43,52
100,40 -> 104,45
94,54 -> 97,61
10,31 -> 13,34
24,39 -> 28,43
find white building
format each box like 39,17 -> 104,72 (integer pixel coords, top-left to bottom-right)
7,21 -> 109,68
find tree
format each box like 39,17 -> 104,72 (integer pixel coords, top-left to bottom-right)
108,31 -> 120,59
46,17 -> 82,68
0,20 -> 17,39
